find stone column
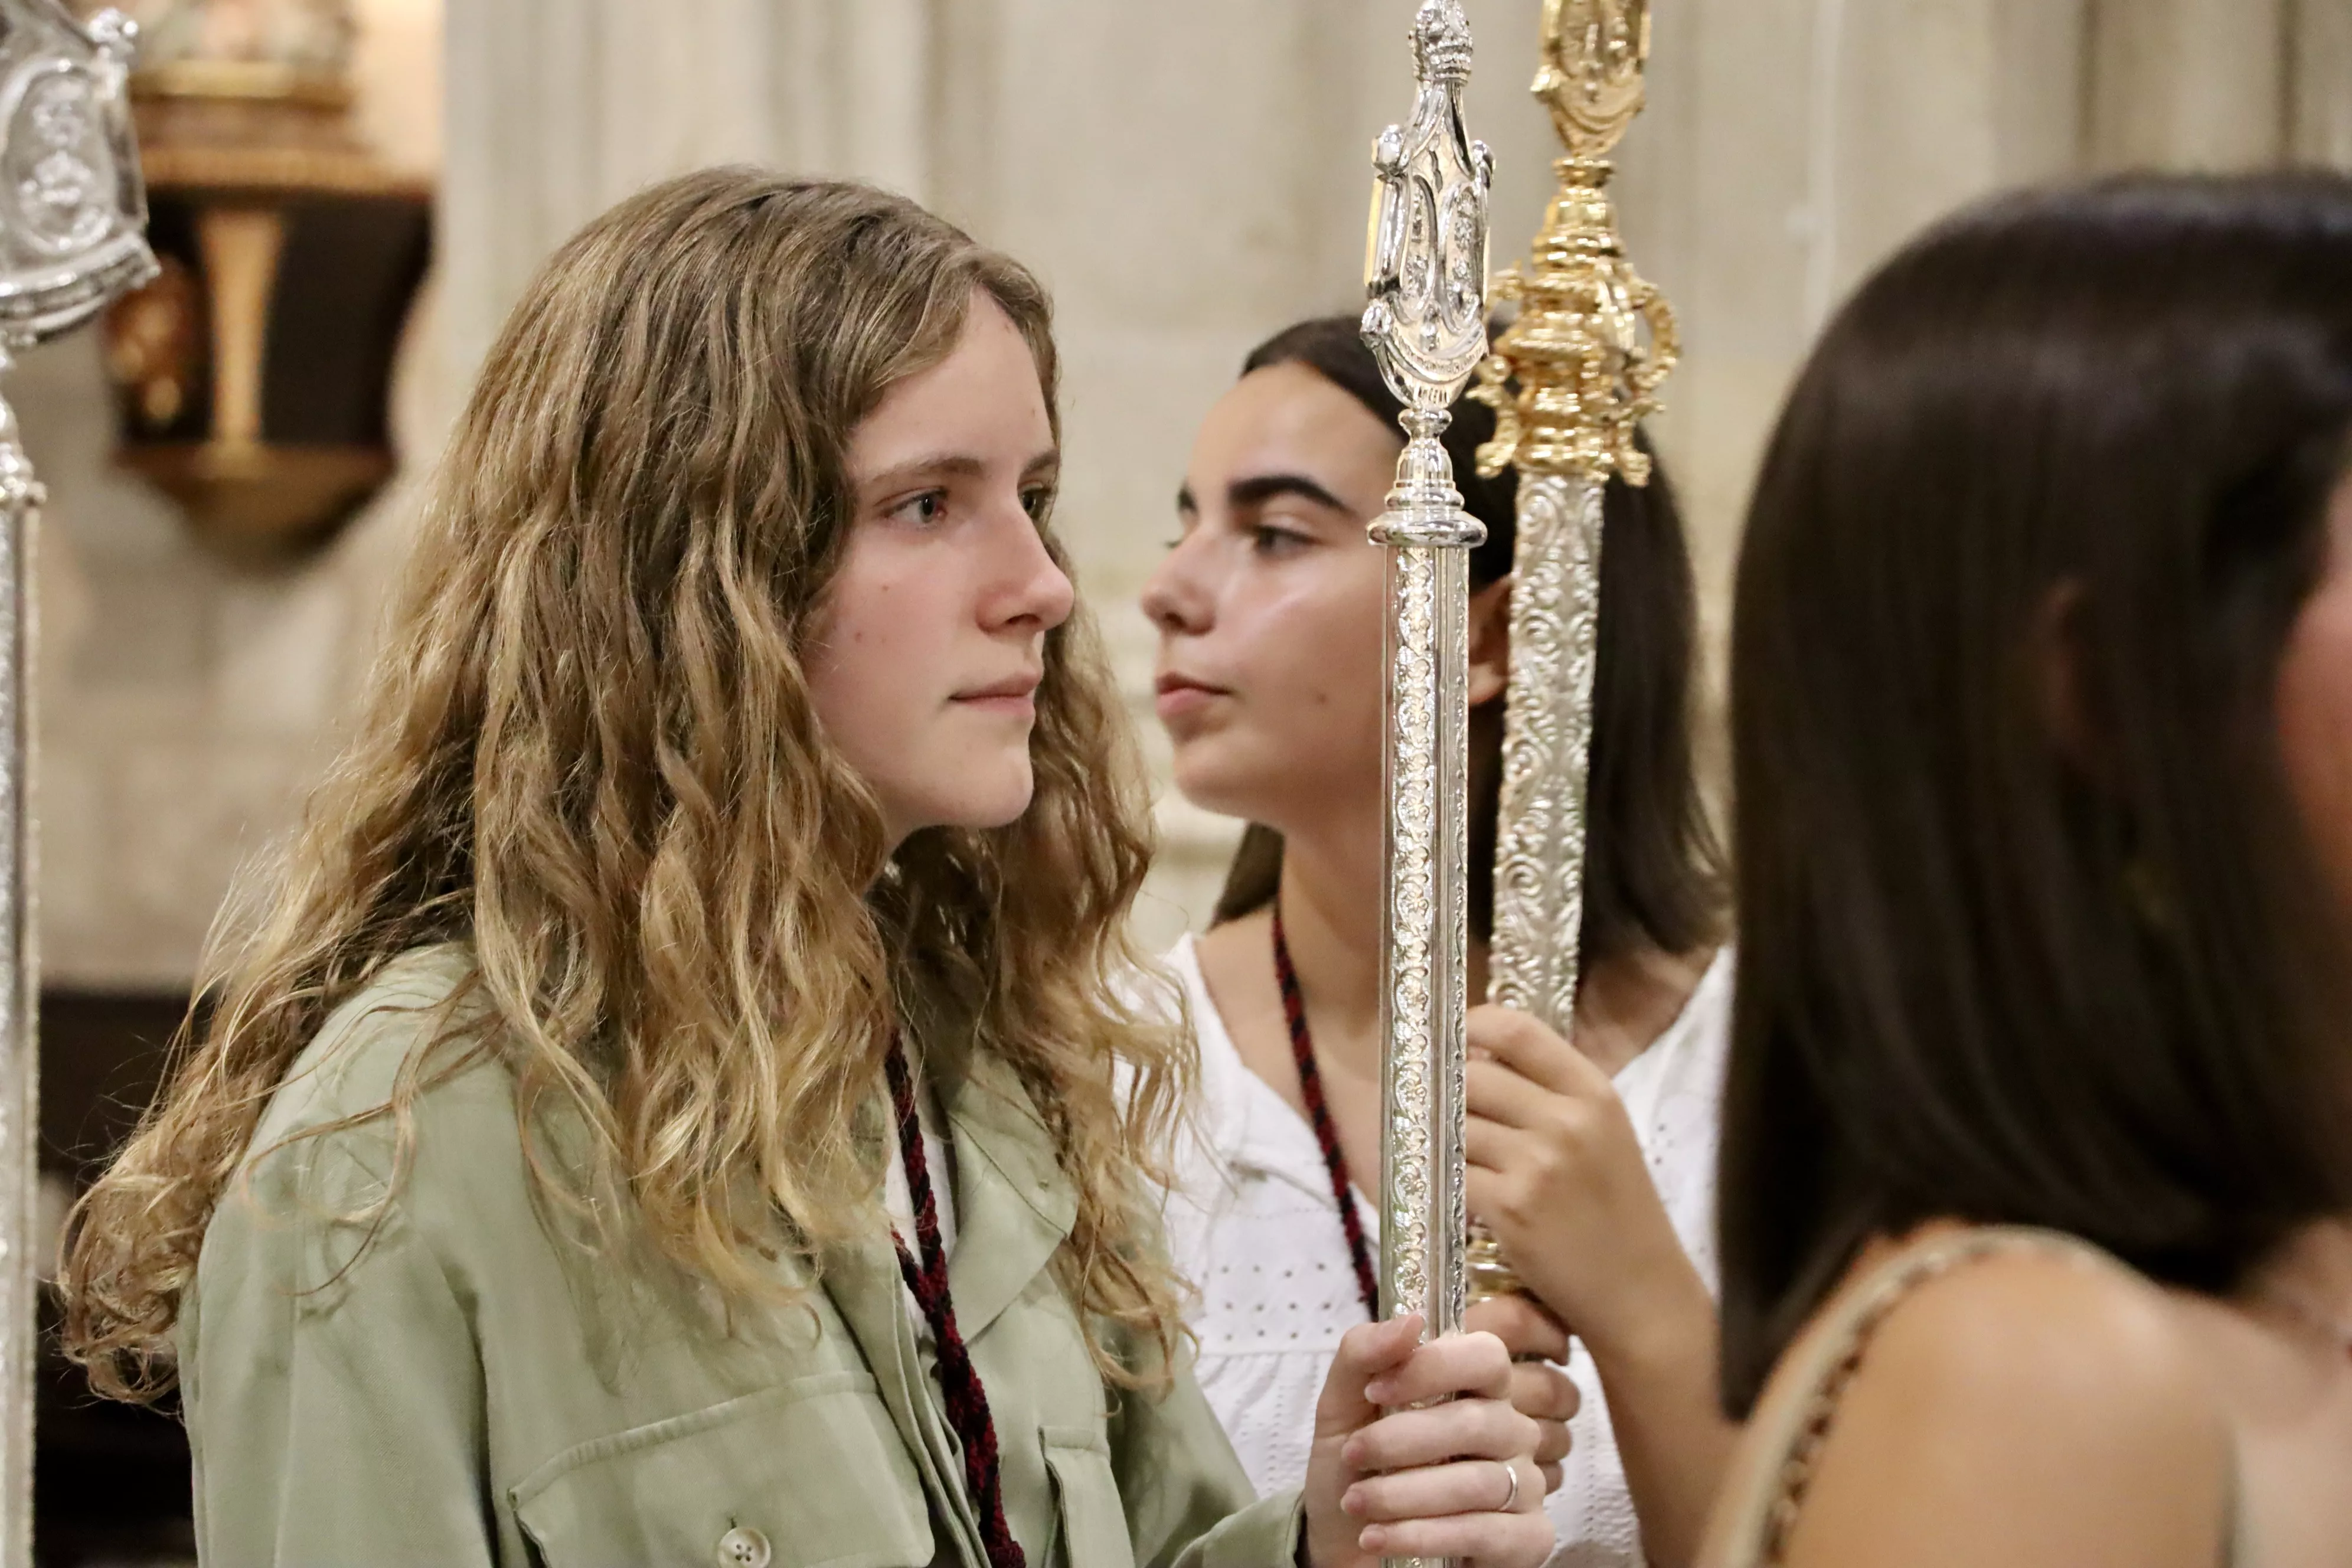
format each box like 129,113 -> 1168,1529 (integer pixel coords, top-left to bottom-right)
2088,0 -> 2289,170
439,0 -> 937,404
2291,0 -> 2352,165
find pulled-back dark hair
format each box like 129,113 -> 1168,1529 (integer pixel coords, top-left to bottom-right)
1209,315 -> 1723,977
1720,172 -> 2352,1417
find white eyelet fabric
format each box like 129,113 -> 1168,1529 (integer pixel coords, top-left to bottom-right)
1152,935 -> 1735,1568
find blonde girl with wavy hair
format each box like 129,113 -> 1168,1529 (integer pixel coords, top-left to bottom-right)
55,168 -> 1561,1568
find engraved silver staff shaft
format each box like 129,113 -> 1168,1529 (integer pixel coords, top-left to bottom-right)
0,6 -> 157,1560
1488,471 -> 1605,1028
1469,0 -> 1679,1302
1362,0 -> 1491,1456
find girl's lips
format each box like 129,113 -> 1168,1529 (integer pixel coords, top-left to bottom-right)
951,671 -> 1042,716
1154,679 -> 1227,722
955,692 -> 1036,717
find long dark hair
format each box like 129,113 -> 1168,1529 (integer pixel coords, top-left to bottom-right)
1720,173 -> 2352,1416
1209,315 -> 1722,976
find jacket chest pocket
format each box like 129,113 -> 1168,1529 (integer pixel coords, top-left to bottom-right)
1040,1425 -> 1136,1568
512,1372 -> 935,1568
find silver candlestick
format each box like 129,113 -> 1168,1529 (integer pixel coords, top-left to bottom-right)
0,4 -> 156,1560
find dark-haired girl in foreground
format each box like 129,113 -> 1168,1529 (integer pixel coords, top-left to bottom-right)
1701,174 -> 2352,1566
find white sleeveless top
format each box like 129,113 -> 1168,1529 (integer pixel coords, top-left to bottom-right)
1155,934 -> 1734,1568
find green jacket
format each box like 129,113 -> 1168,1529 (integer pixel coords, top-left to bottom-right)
182,946 -> 1301,1567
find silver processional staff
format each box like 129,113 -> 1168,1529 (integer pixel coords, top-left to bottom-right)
1360,0 -> 1490,1445
0,4 -> 157,1559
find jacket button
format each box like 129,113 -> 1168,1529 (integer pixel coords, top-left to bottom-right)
716,1525 -> 772,1567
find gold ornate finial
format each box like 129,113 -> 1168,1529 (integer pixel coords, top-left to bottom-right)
1471,0 -> 1676,488
1535,0 -> 1652,160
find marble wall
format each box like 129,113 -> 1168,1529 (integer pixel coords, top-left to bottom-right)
32,0 -> 2352,984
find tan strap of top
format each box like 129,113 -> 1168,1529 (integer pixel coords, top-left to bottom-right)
1709,1224 -> 2150,1568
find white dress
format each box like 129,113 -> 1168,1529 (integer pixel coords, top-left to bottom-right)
1155,934 -> 1734,1568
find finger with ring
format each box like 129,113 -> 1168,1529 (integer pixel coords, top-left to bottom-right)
1340,1458 -> 1537,1524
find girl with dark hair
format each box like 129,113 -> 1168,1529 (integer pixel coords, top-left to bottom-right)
1142,315 -> 1735,1567
1701,174 -> 2352,1566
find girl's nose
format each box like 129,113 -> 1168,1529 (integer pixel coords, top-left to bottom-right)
991,508 -> 1074,632
1142,533 -> 1216,635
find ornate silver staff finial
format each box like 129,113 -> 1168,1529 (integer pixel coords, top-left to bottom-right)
1413,0 -> 1474,86
1464,0 -> 1678,1302
1365,0 -> 1491,419
0,3 -> 156,1556
0,6 -> 155,344
1361,1 -> 1489,1480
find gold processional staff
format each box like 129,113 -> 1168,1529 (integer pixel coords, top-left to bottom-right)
1466,0 -> 1680,1301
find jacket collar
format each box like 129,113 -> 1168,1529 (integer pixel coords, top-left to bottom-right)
820,1044 -> 1079,1405
818,1048 -> 1077,1566
942,1046 -> 1078,1341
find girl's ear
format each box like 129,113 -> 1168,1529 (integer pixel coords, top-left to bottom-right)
1469,575 -> 1511,708
2033,579 -> 2113,789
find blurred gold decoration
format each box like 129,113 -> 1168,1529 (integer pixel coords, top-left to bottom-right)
1465,0 -> 1678,1304
1535,0 -> 1651,158
1472,0 -> 1678,487
94,0 -> 429,555
102,249 -> 197,425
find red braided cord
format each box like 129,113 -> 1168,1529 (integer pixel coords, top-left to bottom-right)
885,1040 -> 1027,1568
1271,904 -> 1381,1320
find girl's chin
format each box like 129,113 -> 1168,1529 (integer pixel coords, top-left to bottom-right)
950,792 -> 1037,832
1171,771 -> 1308,833
893,767 -> 1038,837
1173,741 -> 1380,834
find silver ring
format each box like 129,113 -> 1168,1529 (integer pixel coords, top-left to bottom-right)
1498,1458 -> 1522,1513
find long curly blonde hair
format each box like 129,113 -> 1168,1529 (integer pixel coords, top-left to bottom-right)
60,168 -> 1190,1401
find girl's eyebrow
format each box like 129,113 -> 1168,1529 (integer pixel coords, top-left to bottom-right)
1175,472 -> 1355,517
861,452 -> 987,491
1226,472 -> 1353,513
862,446 -> 1060,494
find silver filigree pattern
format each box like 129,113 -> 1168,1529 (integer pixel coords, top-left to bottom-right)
0,6 -> 154,1559
1487,474 -> 1605,1032
1361,21 -> 1487,1566
1381,544 -> 1439,1323
1375,540 -> 1476,1346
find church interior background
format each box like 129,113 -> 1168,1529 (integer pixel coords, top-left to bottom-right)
18,0 -> 2352,1560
